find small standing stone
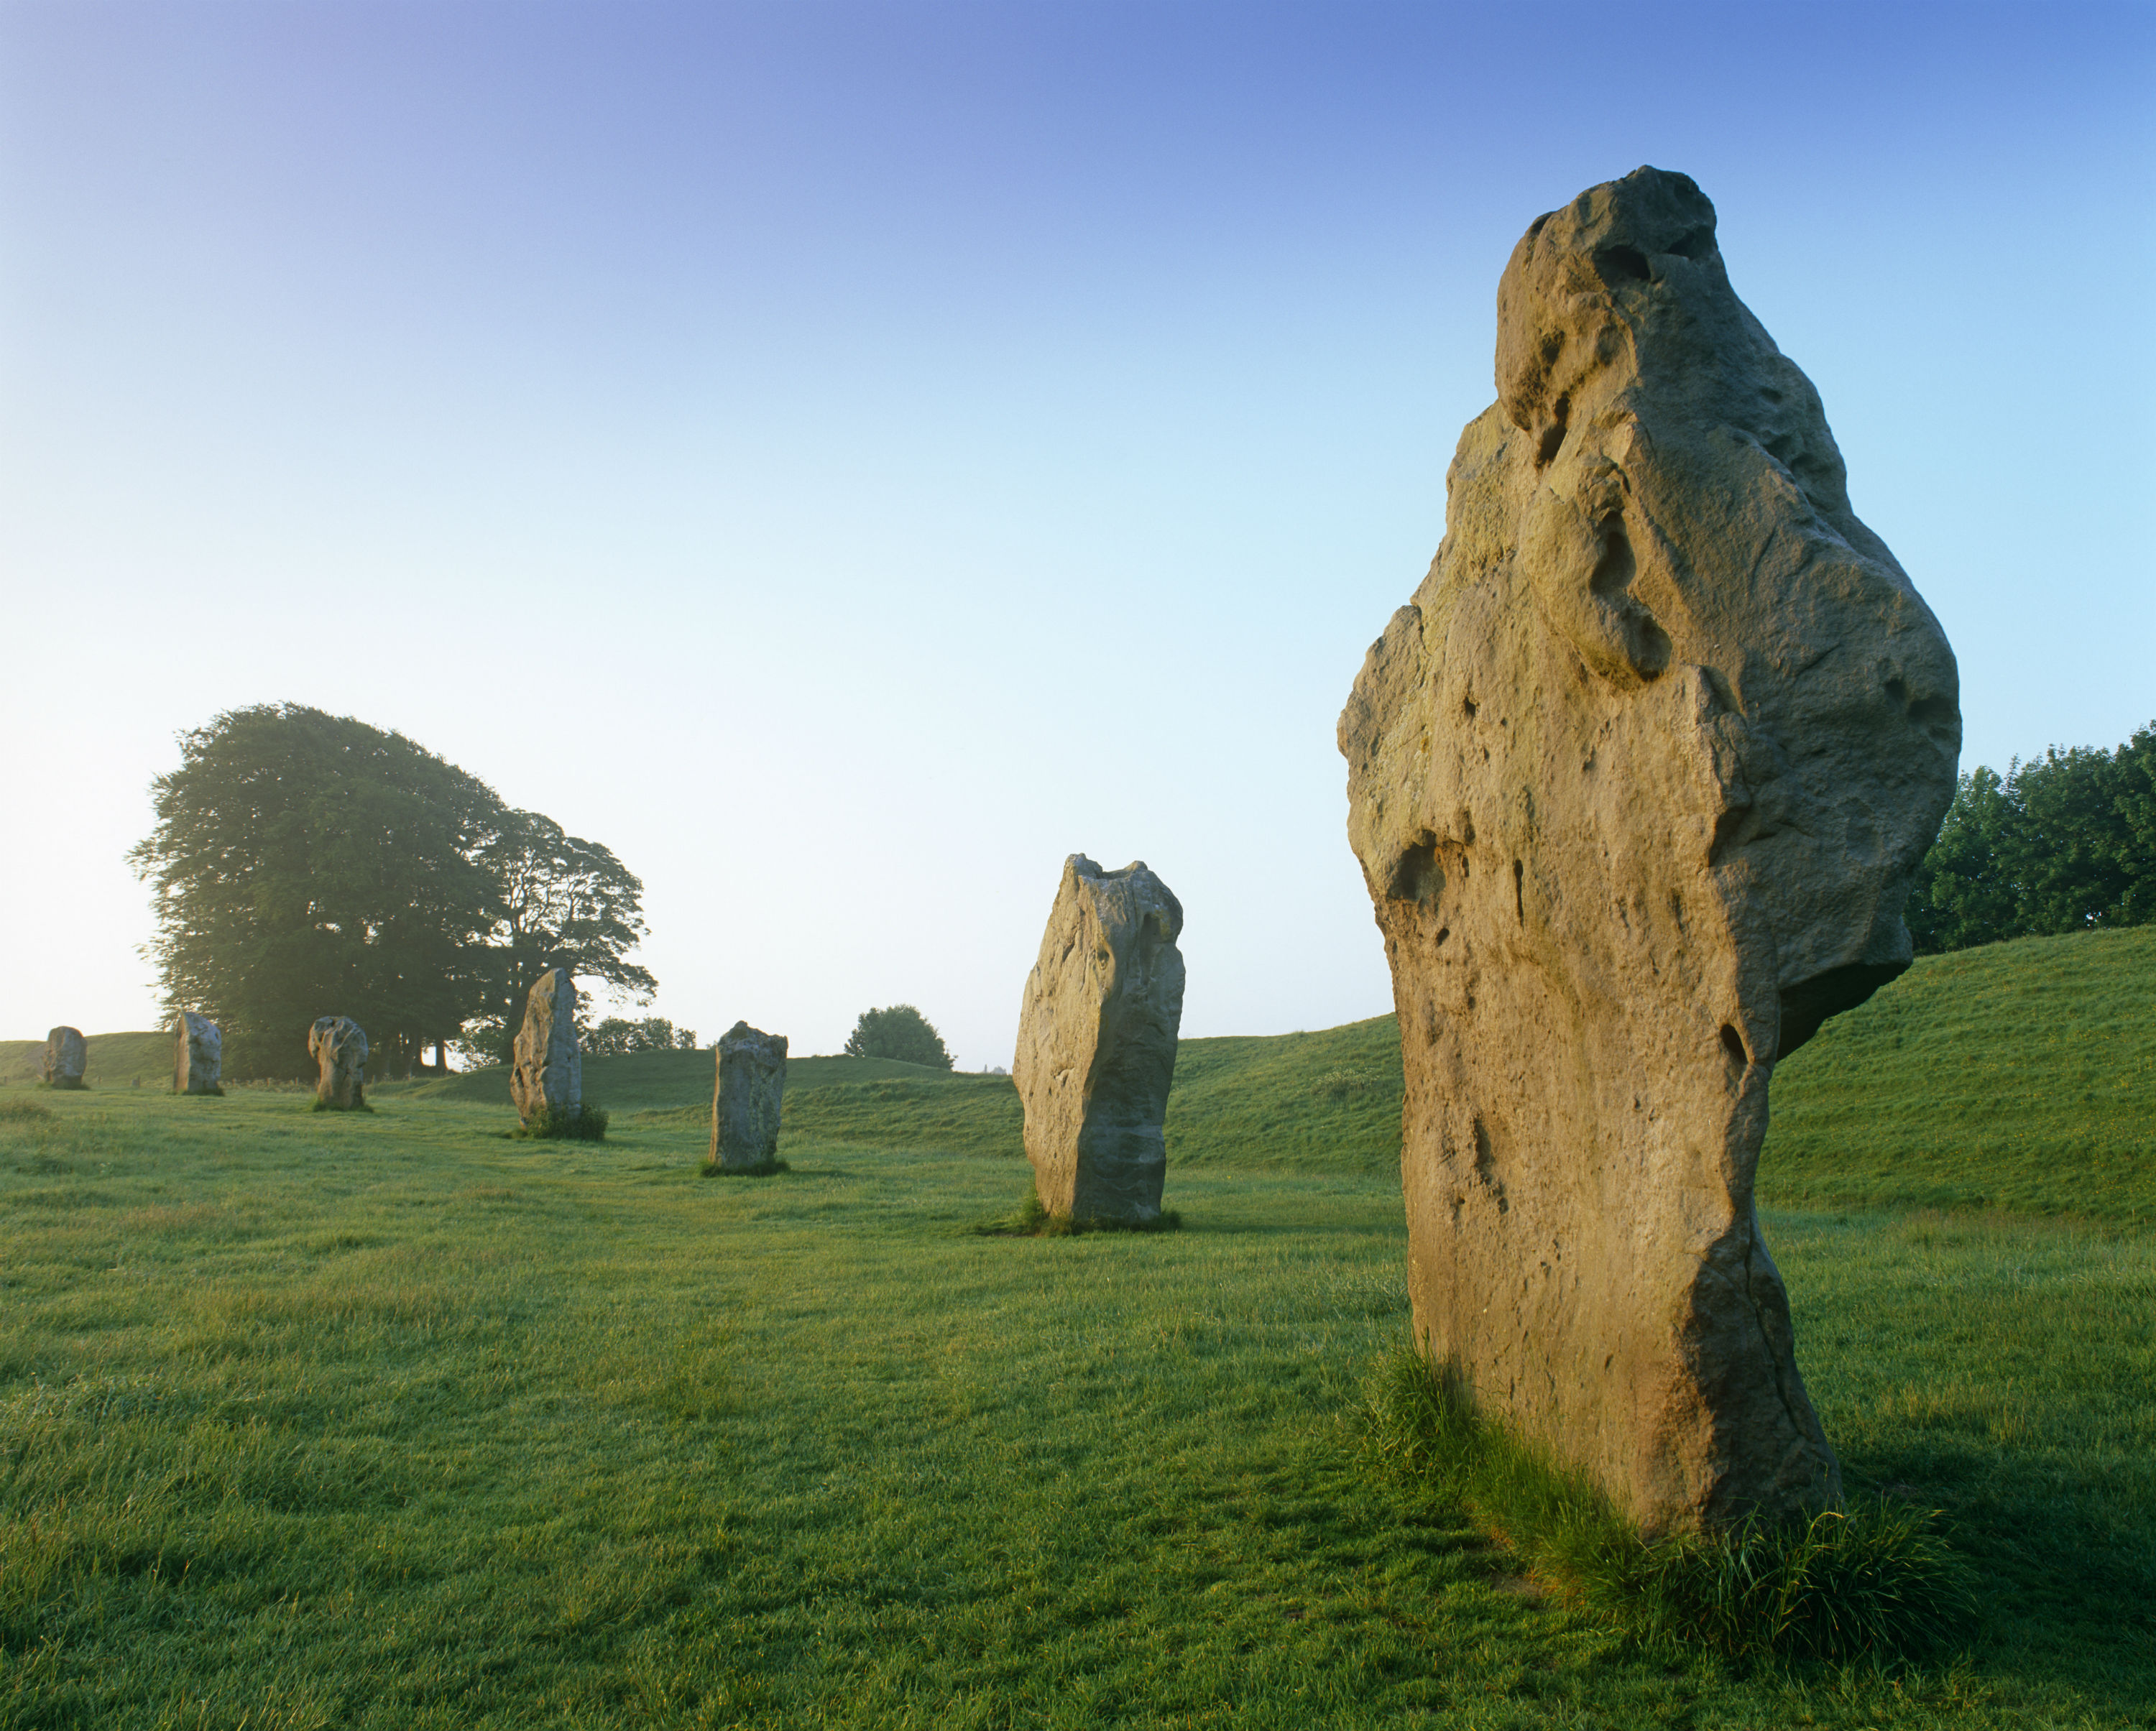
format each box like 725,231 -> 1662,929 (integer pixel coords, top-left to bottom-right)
709,1022 -> 788,1171
41,1027 -> 87,1089
309,1016 -> 369,1109
1013,855 -> 1186,1224
173,1012 -> 222,1094
511,969 -> 581,1126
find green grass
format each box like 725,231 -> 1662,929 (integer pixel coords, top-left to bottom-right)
1760,925 -> 2156,1219
2,928 -> 2151,1725
0,1085 -> 2151,1726
1364,1349 -> 1976,1665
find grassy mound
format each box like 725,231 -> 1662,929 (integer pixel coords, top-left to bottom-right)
406,1049 -> 962,1112
0,1030 -> 171,1089
1761,925 -> 2156,1220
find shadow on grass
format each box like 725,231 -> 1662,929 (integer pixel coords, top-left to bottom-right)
1364,1344 -> 1976,1668
968,1179 -> 1184,1238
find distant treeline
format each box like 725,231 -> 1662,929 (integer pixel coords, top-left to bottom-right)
1909,721 -> 2154,954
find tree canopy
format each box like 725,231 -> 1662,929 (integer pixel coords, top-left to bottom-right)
1907,722 -> 2155,953
842,1004 -> 954,1069
129,704 -> 655,1079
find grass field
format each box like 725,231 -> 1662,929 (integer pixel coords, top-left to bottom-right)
2,928 -> 2151,1726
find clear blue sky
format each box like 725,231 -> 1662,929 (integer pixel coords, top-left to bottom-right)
4,1 -> 2151,1067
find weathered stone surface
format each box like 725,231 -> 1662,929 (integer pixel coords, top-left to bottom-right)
1338,167 -> 1960,1536
510,969 -> 581,1125
710,1022 -> 787,1171
172,1012 -> 222,1095
309,1016 -> 369,1109
1013,856 -> 1186,1223
41,1027 -> 86,1089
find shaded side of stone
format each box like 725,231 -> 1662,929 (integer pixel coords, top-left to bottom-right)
42,1027 -> 86,1089
173,1012 -> 222,1094
1013,855 -> 1186,1224
710,1021 -> 788,1170
1338,166 -> 1960,1535
309,1015 -> 369,1109
510,970 -> 582,1125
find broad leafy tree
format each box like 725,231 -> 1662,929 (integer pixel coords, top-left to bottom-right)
132,705 -> 659,1079
129,705 -> 503,1079
842,1004 -> 954,1069
460,808 -> 657,1065
584,1017 -> 699,1056
1907,723 -> 2155,953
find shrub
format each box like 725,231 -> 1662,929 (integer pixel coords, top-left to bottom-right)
512,1102 -> 608,1141
1364,1344 -> 1973,1664
843,1005 -> 954,1069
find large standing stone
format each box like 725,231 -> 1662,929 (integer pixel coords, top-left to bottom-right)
1013,856 -> 1186,1223
41,1027 -> 86,1089
709,1022 -> 788,1171
1338,167 -> 1960,1536
510,969 -> 581,1126
172,1012 -> 222,1095
309,1016 -> 369,1109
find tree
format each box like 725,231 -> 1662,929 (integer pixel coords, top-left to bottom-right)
129,704 -> 502,1079
132,704 -> 661,1079
1906,723 -> 2155,954
459,808 -> 656,1066
843,1004 -> 954,1069
585,1016 -> 697,1056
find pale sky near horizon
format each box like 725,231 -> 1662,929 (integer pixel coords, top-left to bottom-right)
3,1 -> 2152,1070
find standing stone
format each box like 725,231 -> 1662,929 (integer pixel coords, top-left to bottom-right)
309,1016 -> 369,1109
510,969 -> 581,1126
1013,856 -> 1186,1224
172,1012 -> 222,1095
41,1027 -> 87,1089
1339,168 -> 1961,1535
709,1022 -> 788,1171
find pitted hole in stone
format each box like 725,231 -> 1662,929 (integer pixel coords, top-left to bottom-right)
1471,1118 -> 1508,1213
1534,393 -> 1570,469
1435,926 -> 1451,947
1590,516 -> 1637,598
1462,695 -> 1478,721
1593,244 -> 1651,285
1720,1024 -> 1748,1066
1513,859 -> 1525,925
1664,225 -> 1714,260
1388,834 -> 1445,909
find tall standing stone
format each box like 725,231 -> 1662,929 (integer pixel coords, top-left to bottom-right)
1339,167 -> 1960,1535
510,969 -> 581,1127
1013,856 -> 1185,1224
309,1016 -> 369,1109
709,1022 -> 788,1171
172,1012 -> 222,1095
41,1027 -> 87,1089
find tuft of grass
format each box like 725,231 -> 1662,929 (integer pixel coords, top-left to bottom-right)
308,1095 -> 375,1114
510,1101 -> 608,1141
0,1097 -> 55,1122
969,1176 -> 1184,1237
700,1155 -> 789,1178
1364,1344 -> 1975,1664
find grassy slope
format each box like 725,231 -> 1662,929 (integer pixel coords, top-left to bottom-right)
0,1030 -> 171,1090
1760,925 -> 2156,1219
3,1090 -> 2149,1727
